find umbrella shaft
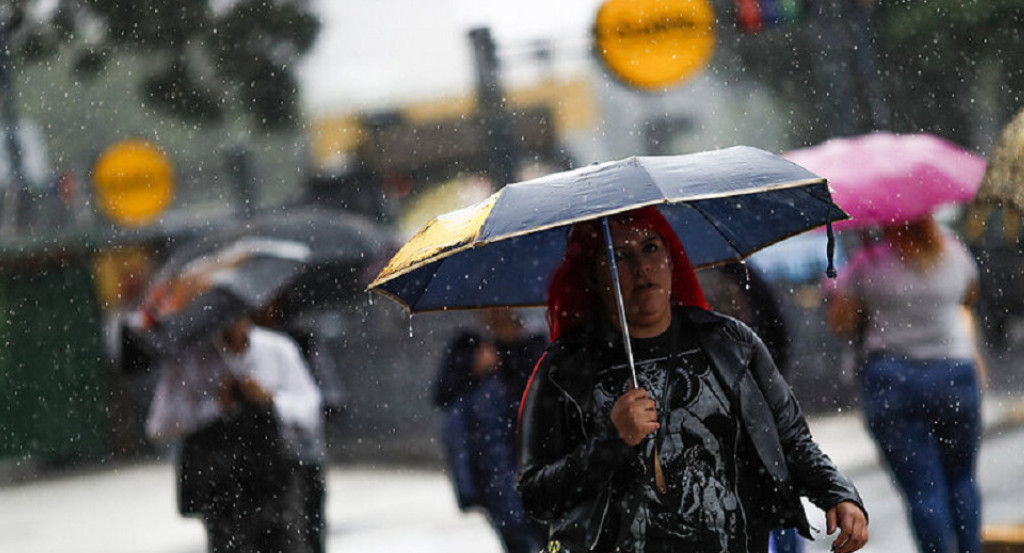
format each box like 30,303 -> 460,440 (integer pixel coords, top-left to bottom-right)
602,218 -> 638,388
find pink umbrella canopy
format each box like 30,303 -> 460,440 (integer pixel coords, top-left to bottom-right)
785,132 -> 987,229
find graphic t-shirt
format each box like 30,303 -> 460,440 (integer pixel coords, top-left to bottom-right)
592,318 -> 746,552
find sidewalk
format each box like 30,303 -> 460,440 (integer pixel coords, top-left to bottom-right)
2,394 -> 1022,553
807,392 -> 1024,475
0,462 -> 505,553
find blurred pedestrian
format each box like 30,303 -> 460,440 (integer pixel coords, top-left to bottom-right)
697,262 -> 791,373
252,303 -> 342,553
826,215 -> 984,553
432,307 -> 547,553
517,207 -> 868,553
146,315 -> 325,553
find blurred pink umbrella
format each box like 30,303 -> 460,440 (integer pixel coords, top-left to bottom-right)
785,132 -> 987,229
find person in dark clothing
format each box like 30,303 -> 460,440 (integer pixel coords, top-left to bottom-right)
433,308 -> 547,553
516,207 -> 869,553
147,317 -> 324,553
252,305 -> 335,553
699,262 -> 790,371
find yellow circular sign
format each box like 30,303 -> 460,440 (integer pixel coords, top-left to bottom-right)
594,0 -> 716,90
93,140 -> 174,227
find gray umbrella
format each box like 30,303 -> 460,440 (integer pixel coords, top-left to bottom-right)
124,207 -> 389,367
128,237 -> 311,359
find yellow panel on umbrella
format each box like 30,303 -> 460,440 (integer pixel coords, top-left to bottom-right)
373,192 -> 499,283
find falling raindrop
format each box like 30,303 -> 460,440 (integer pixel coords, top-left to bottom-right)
408,316 -> 414,338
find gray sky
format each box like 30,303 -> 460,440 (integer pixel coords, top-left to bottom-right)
297,0 -> 607,115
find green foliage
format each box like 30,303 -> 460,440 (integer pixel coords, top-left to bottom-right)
875,0 -> 1024,68
8,0 -> 320,130
880,0 -> 1024,39
871,0 -> 1024,140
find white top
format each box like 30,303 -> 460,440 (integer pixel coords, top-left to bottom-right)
835,234 -> 978,361
146,326 -> 324,462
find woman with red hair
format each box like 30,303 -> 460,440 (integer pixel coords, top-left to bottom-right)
516,207 -> 868,553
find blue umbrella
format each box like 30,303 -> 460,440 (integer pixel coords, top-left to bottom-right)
369,146 -> 847,314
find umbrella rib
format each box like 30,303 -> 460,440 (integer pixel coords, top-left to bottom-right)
369,285 -> 416,313
372,252 -> 456,312
684,202 -> 746,265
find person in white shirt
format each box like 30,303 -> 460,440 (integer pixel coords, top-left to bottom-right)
826,216 -> 983,553
147,316 -> 325,553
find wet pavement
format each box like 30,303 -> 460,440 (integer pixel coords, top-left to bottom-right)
3,393 -> 1023,553
0,462 -> 502,553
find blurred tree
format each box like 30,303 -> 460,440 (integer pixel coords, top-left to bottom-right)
6,0 -> 320,131
709,0 -> 889,146
871,0 -> 1024,144
710,0 -> 1024,148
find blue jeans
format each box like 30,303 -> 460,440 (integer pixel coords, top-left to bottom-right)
861,356 -> 982,553
769,527 -> 803,553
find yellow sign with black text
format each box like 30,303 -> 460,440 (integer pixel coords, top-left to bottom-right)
594,0 -> 716,89
93,139 -> 174,227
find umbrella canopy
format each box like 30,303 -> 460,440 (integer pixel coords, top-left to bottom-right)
368,146 -> 847,313
154,206 -> 387,310
128,207 -> 388,361
784,132 -> 987,230
132,237 -> 311,357
974,107 -> 1024,213
156,206 -> 385,279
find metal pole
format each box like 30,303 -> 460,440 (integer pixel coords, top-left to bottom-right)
0,15 -> 27,238
225,145 -> 255,219
844,0 -> 890,130
602,216 -> 666,494
469,27 -> 517,190
601,217 -> 638,387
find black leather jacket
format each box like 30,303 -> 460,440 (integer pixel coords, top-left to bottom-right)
516,307 -> 865,552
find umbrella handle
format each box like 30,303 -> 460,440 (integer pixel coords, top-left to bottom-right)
601,218 -> 638,388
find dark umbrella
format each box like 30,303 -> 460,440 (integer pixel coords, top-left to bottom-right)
127,237 -> 311,359
155,206 -> 387,310
123,207 -> 388,370
368,147 -> 845,490
369,146 -> 846,313
369,146 -> 848,384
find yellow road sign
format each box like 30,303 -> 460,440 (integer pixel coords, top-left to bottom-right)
93,140 -> 174,227
595,0 -> 716,89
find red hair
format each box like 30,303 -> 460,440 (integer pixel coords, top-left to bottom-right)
546,206 -> 708,340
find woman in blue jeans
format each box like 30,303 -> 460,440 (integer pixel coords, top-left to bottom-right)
828,217 -> 985,553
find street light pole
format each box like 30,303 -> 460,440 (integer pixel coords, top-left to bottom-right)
0,12 -> 27,239
224,144 -> 255,220
469,27 -> 517,190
